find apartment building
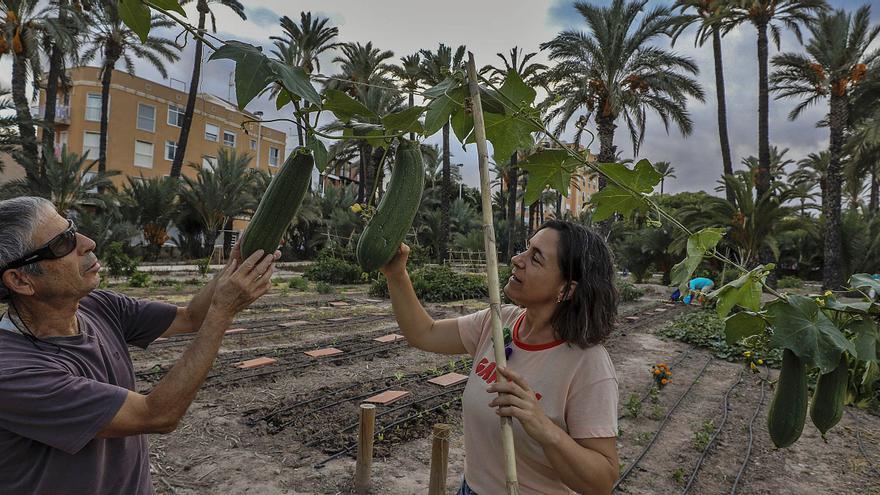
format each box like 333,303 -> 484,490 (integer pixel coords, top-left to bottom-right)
34,66 -> 288,186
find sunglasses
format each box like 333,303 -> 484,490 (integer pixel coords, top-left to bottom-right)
1,219 -> 78,274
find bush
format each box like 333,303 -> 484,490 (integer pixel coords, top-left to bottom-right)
288,277 -> 309,291
658,310 -> 782,366
304,256 -> 364,285
104,242 -> 139,277
196,257 -> 211,277
128,270 -> 152,288
777,276 -> 804,289
616,279 -> 644,302
370,265 -> 489,302
315,281 -> 335,294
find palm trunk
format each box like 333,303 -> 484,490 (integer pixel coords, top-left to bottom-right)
439,121 -> 451,262
408,92 -> 415,141
98,43 -> 121,174
357,143 -> 367,203
823,94 -> 847,290
596,113 -> 616,236
505,152 -> 518,261
712,28 -> 735,205
870,167 -> 878,213
42,45 -> 64,173
520,170 -> 528,238
556,191 -> 563,218
12,54 -> 38,175
755,21 -> 771,199
171,9 -> 207,178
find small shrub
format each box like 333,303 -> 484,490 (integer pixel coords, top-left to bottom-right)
617,279 -> 644,302
625,393 -> 642,418
288,277 -> 309,291
128,270 -> 152,288
305,256 -> 363,285
693,419 -> 715,451
634,431 -> 653,446
672,467 -> 686,486
315,281 -> 336,294
196,257 -> 211,277
777,276 -> 804,289
370,265 -> 488,302
659,310 -> 782,366
104,242 -> 139,277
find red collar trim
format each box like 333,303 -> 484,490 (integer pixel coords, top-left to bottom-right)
513,311 -> 565,351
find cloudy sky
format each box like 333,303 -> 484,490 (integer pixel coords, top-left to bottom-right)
4,0 -> 876,195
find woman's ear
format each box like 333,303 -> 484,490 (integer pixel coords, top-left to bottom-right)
559,281 -> 578,302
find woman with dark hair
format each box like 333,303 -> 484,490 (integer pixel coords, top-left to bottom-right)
381,220 -> 619,495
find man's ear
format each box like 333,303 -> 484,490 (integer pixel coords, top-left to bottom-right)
1,269 -> 37,299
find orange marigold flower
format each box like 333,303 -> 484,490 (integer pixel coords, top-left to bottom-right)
654,369 -> 661,375
661,378 -> 669,385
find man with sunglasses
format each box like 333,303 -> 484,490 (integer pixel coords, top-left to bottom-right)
0,196 -> 280,494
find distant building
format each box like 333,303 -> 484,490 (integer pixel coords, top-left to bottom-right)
34,66 -> 288,186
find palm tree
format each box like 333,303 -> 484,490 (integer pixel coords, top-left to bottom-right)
419,43 -> 466,262
723,0 -> 826,200
121,175 -> 179,260
482,47 -> 548,260
670,0 -> 736,204
0,87 -> 19,156
2,145 -> 118,214
770,5 -> 879,289
267,12 -> 340,147
169,0 -> 246,179
654,161 -> 677,195
178,148 -> 257,255
81,2 -> 178,174
740,146 -> 795,184
388,52 -> 422,140
541,0 -> 705,191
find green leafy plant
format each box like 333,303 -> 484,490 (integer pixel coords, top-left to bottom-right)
625,393 -> 642,418
777,276 -> 804,289
370,265 -> 488,302
196,257 -> 211,278
672,467 -> 686,486
617,279 -> 644,302
315,281 -> 336,294
305,252 -> 364,285
288,277 -> 309,291
128,270 -> 152,288
104,242 -> 139,277
693,419 -> 715,451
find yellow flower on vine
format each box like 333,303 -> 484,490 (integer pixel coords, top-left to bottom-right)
350,203 -> 363,213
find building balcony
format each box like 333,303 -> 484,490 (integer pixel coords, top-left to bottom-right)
30,105 -> 71,126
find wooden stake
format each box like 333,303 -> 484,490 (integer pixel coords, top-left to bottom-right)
428,424 -> 451,495
355,403 -> 376,494
466,52 -> 519,495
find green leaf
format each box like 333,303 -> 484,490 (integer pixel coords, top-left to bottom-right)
208,41 -> 274,110
382,106 -> 426,134
422,76 -> 464,99
483,112 -> 540,166
847,318 -> 878,362
591,160 -> 664,223
307,134 -> 328,173
767,295 -> 856,373
669,227 -> 726,288
275,89 -> 292,110
591,185 -> 638,222
519,150 -> 579,206
824,298 -> 877,315
147,0 -> 187,16
712,267 -> 764,318
598,159 -> 662,194
724,312 -> 766,346
450,107 -> 474,145
119,0 -> 151,43
268,61 -> 322,108
323,89 -> 375,123
850,273 -> 880,296
425,87 -> 467,136
498,69 -> 536,112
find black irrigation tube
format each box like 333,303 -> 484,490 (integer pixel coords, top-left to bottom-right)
313,395 -> 463,468
845,409 -> 880,476
730,369 -> 768,495
613,356 -> 714,493
682,368 -> 745,494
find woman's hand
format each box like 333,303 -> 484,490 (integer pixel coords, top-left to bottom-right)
488,367 -> 558,446
379,243 -> 410,277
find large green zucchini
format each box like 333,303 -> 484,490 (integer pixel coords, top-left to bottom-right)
767,348 -> 808,448
810,353 -> 848,437
356,140 -> 425,271
241,147 -> 313,259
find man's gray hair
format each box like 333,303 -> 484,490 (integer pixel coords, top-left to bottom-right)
0,196 -> 56,300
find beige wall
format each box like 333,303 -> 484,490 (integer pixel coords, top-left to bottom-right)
38,67 -> 288,187
0,151 -> 25,184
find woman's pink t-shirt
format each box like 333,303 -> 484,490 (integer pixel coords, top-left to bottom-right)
457,305 -> 618,495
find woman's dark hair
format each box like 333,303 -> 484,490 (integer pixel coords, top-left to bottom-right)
537,220 -> 618,348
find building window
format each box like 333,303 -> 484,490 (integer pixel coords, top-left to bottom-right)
223,130 -> 236,147
134,140 -> 154,168
268,147 -> 279,167
165,140 -> 178,161
137,103 -> 156,132
205,123 -> 219,142
168,104 -> 185,127
83,131 -> 100,160
202,155 -> 217,170
250,139 -> 256,150
85,93 -> 102,121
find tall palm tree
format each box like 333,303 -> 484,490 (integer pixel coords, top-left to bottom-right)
740,145 -> 795,183
0,87 -> 20,156
654,161 -> 677,195
541,0 -> 705,191
790,150 -> 828,199
671,0 -> 736,204
169,0 -> 246,179
267,12 -> 340,147
81,2 -> 178,174
388,52 -> 422,140
770,5 -> 879,289
419,43 -> 466,262
723,0 -> 826,199
482,47 -> 548,260
121,175 -> 179,260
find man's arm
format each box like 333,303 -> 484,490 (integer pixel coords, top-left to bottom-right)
160,276 -> 218,338
98,251 -> 276,437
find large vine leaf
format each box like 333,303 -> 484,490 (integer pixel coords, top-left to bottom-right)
669,227 -> 726,288
724,311 -> 766,345
519,150 -> 580,206
323,89 -> 376,123
268,61 -> 321,108
483,112 -> 541,166
425,87 -> 467,136
599,159 -> 662,193
307,133 -> 328,173
591,160 -> 662,221
711,265 -> 767,318
119,0 -> 151,43
850,273 -> 880,297
847,318 -> 879,362
422,76 -> 465,99
148,0 -> 187,15
451,107 -> 474,145
209,41 -> 276,110
767,295 -> 856,373
497,69 -> 536,111
382,106 -> 426,134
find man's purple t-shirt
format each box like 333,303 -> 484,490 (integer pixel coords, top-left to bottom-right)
0,290 -> 178,494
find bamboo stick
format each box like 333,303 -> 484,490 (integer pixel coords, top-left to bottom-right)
466,52 -> 519,495
428,423 -> 451,495
355,403 -> 376,494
